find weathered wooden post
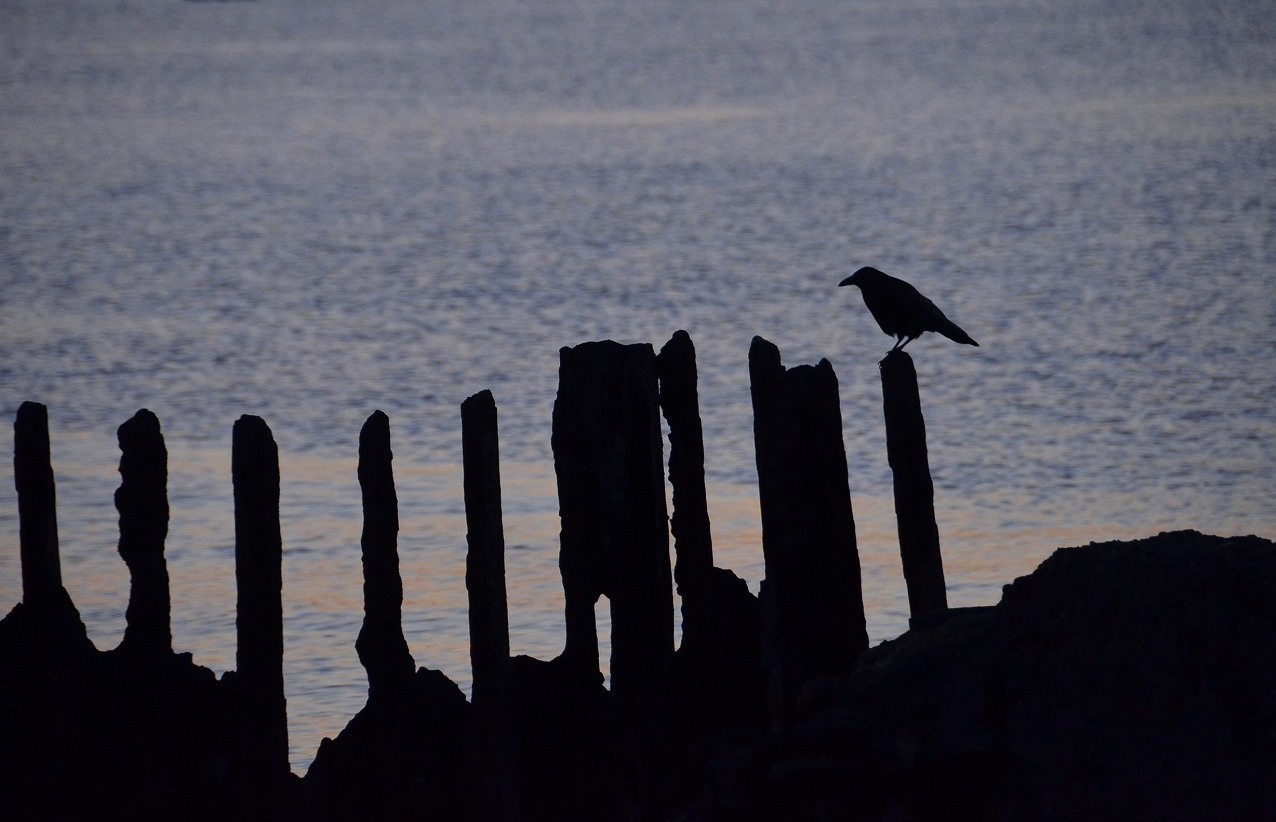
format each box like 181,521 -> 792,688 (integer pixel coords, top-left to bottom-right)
660,331 -> 765,731
657,330 -> 714,600
14,401 -> 62,610
462,390 -> 511,706
750,337 -> 867,727
12,401 -> 89,654
355,410 -> 415,699
462,390 -> 521,822
880,351 -> 948,623
552,340 -> 673,712
114,408 -> 172,657
231,414 -> 289,779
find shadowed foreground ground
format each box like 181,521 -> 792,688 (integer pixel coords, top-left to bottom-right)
2,529 -> 1273,820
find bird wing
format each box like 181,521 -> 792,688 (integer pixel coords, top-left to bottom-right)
892,278 -> 979,345
913,288 -> 978,345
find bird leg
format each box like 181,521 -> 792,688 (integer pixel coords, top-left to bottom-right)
890,335 -> 916,352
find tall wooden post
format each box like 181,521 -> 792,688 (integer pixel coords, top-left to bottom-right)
355,411 -> 415,700
750,337 -> 867,727
661,331 -> 766,732
462,390 -> 511,705
115,408 -> 172,657
463,390 -> 521,822
657,330 -> 714,600
880,351 -> 948,623
232,414 -> 289,778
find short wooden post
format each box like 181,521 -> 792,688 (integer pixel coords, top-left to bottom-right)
14,401 -> 62,609
462,390 -> 511,705
750,337 -> 867,727
12,402 -> 89,655
880,351 -> 948,623
232,414 -> 289,777
115,408 -> 172,657
355,411 -> 415,699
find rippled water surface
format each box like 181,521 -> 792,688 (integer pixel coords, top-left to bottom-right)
2,0 -> 1274,772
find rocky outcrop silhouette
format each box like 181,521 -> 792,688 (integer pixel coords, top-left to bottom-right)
710,530 -> 1276,820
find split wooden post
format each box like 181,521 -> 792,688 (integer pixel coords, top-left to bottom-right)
552,340 -> 673,712
657,330 -> 714,603
750,337 -> 867,727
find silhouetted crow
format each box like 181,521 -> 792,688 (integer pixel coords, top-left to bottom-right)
838,266 -> 979,352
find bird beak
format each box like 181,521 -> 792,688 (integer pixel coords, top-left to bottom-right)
838,275 -> 855,287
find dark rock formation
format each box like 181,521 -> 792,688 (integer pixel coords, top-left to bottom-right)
699,531 -> 1276,821
880,350 -> 948,623
502,654 -> 627,821
2,407 -> 238,820
303,411 -> 472,820
303,667 -> 471,821
749,337 -> 868,728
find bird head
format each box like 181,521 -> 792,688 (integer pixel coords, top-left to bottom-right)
838,266 -> 883,288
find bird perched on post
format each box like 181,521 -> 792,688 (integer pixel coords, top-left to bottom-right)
838,266 -> 979,353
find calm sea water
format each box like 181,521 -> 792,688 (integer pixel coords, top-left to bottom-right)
2,0 -> 1273,773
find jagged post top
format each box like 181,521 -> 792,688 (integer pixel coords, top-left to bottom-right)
115,408 -> 172,657
657,329 -> 714,594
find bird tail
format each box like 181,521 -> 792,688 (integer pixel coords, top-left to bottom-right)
936,318 -> 979,346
